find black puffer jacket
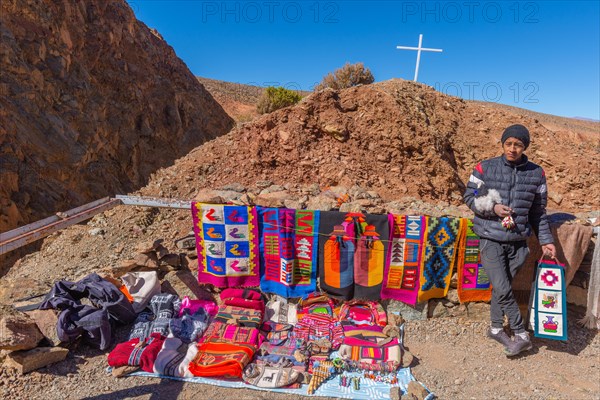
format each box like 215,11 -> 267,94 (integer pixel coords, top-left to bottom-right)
463,154 -> 554,245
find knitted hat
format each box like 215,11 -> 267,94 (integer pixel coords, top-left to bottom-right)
501,124 -> 530,149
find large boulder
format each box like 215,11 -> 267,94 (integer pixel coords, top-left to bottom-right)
0,305 -> 44,351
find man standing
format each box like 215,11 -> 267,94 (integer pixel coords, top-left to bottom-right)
463,124 -> 556,357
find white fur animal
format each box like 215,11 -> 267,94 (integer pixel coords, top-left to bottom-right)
473,185 -> 503,215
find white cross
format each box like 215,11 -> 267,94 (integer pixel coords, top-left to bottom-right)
396,34 -> 443,82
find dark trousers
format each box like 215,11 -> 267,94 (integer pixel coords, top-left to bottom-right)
480,238 -> 529,333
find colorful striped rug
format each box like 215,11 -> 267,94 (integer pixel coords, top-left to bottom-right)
381,215 -> 426,305
191,203 -> 260,287
257,207 -> 320,298
457,219 -> 492,303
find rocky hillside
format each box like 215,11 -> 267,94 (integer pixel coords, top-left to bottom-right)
144,79 -> 599,213
196,77 -> 309,124
0,0 -> 234,232
196,77 -> 263,123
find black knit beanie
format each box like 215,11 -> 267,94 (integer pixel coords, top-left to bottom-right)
501,124 -> 530,149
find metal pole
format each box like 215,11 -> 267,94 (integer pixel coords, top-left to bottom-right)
0,198 -> 121,256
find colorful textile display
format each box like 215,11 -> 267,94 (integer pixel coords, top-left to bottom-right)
457,219 -> 492,303
202,321 -> 261,345
190,288 -> 264,378
531,259 -> 568,341
338,300 -> 387,327
242,362 -> 301,388
154,336 -> 198,378
107,333 -> 165,373
257,207 -> 320,298
220,288 -> 265,313
129,294 -> 181,340
191,203 -> 260,287
293,294 -> 344,350
318,212 -> 389,300
322,223 -> 355,299
121,271 -> 161,313
338,329 -> 401,368
169,307 -> 210,343
338,300 -> 400,369
264,296 -> 298,325
178,297 -> 218,318
260,321 -> 294,347
353,222 -> 387,299
189,342 -> 257,378
381,215 -> 426,305
255,321 -> 304,377
296,293 -> 336,320
417,217 -> 466,302
256,298 -> 301,373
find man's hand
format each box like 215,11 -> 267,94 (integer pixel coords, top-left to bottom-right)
542,244 -> 557,259
493,204 -> 513,218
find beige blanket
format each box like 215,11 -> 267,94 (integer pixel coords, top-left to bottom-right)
513,222 -> 593,293
579,240 -> 600,329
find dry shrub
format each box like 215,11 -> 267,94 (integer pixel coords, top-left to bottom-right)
315,62 -> 374,91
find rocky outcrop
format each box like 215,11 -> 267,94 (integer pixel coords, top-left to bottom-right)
0,0 -> 234,232
143,79 -> 599,213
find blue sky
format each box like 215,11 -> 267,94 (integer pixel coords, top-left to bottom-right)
128,1 -> 600,120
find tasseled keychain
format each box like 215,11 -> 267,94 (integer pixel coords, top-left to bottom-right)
502,215 -> 516,229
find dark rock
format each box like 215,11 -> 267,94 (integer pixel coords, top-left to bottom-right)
160,253 -> 182,268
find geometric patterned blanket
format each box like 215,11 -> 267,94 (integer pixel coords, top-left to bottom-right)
257,207 -> 320,298
418,217 -> 466,303
191,203 -> 260,287
457,219 -> 492,303
381,215 -> 426,305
